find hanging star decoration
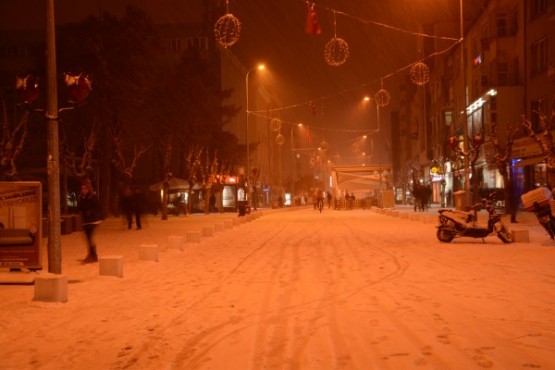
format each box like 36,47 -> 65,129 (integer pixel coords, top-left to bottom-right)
410,61 -> 430,86
305,2 -> 321,35
324,11 -> 349,67
214,0 -> 241,48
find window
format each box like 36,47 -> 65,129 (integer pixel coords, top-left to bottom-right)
531,37 -> 548,75
186,37 -> 209,51
168,38 -> 182,53
497,62 -> 508,86
496,13 -> 508,37
531,0 -> 549,19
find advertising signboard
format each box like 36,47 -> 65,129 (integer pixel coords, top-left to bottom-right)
0,182 -> 42,270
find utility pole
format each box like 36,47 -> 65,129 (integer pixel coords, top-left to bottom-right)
459,0 -> 471,207
46,0 -> 62,274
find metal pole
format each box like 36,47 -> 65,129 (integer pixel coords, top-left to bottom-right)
46,0 -> 62,274
459,0 -> 471,206
245,70 -> 250,206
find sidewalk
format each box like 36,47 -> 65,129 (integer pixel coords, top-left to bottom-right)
2,209 -> 269,283
392,203 -> 539,226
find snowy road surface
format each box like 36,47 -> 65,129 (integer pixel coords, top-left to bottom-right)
1,207 -> 554,369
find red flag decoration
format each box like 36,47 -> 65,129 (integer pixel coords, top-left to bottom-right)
305,2 -> 321,35
15,74 -> 40,105
310,100 -> 317,116
306,126 -> 312,143
64,73 -> 92,104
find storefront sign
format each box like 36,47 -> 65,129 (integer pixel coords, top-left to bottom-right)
0,182 -> 42,269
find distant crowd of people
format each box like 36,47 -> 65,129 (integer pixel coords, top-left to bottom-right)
411,183 -> 432,212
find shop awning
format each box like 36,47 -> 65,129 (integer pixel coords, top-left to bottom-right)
514,156 -> 544,168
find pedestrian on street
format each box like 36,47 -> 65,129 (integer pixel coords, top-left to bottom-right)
131,186 -> 144,229
121,184 -> 134,229
78,180 -> 102,264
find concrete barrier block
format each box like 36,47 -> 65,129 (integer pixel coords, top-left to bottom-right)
187,231 -> 201,243
139,244 -> 159,262
33,273 -> 68,302
399,212 -> 409,219
214,223 -> 225,232
99,255 -> 123,278
511,229 -> 530,242
224,220 -> 234,229
202,226 -> 214,237
168,235 -> 184,250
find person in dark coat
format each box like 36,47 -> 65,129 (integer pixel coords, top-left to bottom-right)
78,180 -> 102,263
120,185 -> 134,229
131,186 -> 144,229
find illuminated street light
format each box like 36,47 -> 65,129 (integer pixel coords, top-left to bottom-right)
245,63 -> 265,207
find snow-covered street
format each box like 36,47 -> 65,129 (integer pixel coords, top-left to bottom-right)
1,207 -> 554,370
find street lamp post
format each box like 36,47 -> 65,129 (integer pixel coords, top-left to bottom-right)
290,123 -> 303,193
245,64 -> 265,207
46,0 -> 62,274
459,0 -> 471,206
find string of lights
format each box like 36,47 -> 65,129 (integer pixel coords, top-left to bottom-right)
249,39 -> 460,121
309,1 -> 459,42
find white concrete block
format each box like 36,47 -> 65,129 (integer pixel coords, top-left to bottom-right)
187,231 -> 201,243
511,229 -> 530,242
168,235 -> 184,250
139,244 -> 159,262
399,212 -> 409,219
214,223 -> 225,232
224,220 -> 234,229
33,273 -> 68,302
99,255 -> 123,278
202,226 -> 214,237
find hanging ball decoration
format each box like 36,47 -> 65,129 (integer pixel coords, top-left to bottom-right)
275,133 -> 285,146
410,61 -> 430,86
324,37 -> 349,66
309,157 -> 316,167
319,141 -> 329,152
351,142 -> 359,154
271,118 -> 282,132
214,13 -> 241,48
374,88 -> 391,107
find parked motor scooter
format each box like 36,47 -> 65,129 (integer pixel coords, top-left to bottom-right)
436,192 -> 512,243
521,187 -> 555,240
530,203 -> 555,239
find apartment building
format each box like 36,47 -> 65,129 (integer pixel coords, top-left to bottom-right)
396,0 -> 554,206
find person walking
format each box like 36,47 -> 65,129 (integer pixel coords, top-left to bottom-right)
131,186 -> 144,229
78,180 -> 102,264
317,191 -> 324,213
121,184 -> 134,229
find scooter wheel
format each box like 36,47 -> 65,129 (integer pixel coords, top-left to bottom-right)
437,228 -> 455,243
497,226 -> 513,244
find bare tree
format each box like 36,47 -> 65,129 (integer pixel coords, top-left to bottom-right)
160,133 -> 173,220
521,98 -> 555,169
0,102 -> 29,181
448,132 -> 484,205
61,120 -> 100,182
487,121 -> 519,222
111,126 -> 151,184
